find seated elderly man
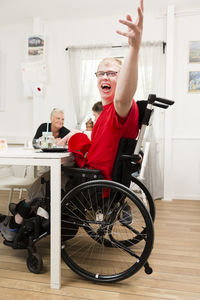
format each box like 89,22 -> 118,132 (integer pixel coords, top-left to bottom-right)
33,107 -> 70,144
0,108 -> 71,241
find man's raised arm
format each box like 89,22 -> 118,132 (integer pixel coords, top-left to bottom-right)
114,0 -> 144,117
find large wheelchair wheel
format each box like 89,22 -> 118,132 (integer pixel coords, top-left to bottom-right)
130,175 -> 156,222
61,180 -> 154,283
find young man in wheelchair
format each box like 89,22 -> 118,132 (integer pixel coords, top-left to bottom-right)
0,0 -> 144,242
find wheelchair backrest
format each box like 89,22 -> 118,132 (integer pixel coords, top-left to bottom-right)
111,138 -> 137,187
111,100 -> 146,187
136,100 -> 148,129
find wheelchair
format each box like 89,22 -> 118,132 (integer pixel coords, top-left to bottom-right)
2,94 -> 174,283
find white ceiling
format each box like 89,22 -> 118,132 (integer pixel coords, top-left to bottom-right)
0,0 -> 199,25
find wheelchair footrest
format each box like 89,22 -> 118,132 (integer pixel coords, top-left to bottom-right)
3,239 -> 27,249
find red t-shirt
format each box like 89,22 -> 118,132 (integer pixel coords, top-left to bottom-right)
85,100 -> 139,180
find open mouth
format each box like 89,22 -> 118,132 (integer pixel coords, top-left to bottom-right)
101,84 -> 111,91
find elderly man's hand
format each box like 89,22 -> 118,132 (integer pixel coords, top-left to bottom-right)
56,129 -> 82,147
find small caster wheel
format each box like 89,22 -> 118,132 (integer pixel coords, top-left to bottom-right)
144,262 -> 153,274
27,253 -> 43,274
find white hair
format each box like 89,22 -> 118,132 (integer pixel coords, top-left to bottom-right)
50,108 -> 64,118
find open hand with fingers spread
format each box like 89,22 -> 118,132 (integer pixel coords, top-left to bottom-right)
116,0 -> 143,52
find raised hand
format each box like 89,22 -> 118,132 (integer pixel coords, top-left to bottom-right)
116,0 -> 143,51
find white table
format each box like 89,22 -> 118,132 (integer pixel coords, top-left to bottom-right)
0,147 -> 73,289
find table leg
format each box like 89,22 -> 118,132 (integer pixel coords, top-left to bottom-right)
50,160 -> 61,289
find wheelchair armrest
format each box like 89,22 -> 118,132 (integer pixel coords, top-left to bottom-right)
121,154 -> 141,163
62,166 -> 103,180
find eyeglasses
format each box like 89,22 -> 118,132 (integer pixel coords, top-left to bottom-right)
95,71 -> 118,78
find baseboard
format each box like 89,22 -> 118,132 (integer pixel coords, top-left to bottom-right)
172,195 -> 200,201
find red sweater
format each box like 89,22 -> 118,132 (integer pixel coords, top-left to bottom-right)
68,100 -> 139,180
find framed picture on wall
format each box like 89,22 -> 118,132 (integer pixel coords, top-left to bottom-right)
189,41 -> 200,63
188,71 -> 200,93
27,34 -> 45,61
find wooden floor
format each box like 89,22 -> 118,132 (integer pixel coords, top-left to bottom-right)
0,190 -> 199,300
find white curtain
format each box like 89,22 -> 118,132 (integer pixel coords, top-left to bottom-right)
136,41 -> 165,99
67,46 -> 112,128
137,42 -> 166,199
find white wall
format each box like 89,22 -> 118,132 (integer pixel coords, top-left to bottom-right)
172,12 -> 200,200
0,6 -> 199,200
0,22 -> 33,142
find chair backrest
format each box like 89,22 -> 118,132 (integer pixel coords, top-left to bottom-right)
0,165 -> 14,178
136,100 -> 148,129
0,165 -> 33,181
112,138 -> 137,186
111,100 -> 148,187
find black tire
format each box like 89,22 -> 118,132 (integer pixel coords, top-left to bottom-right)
130,175 -> 156,222
26,253 -> 43,274
61,180 -> 154,283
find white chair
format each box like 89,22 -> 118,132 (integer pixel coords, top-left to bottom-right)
0,165 -> 38,213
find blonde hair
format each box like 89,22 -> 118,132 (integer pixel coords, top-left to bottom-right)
50,108 -> 64,118
98,57 -> 122,71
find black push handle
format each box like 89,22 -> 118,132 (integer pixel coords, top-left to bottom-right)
148,94 -> 174,106
156,97 -> 174,106
153,103 -> 169,109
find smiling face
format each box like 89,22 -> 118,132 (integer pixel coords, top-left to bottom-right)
51,112 -> 64,131
97,58 -> 121,105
